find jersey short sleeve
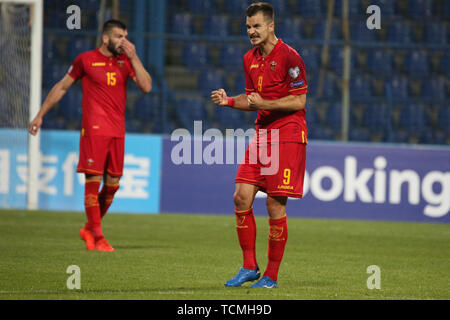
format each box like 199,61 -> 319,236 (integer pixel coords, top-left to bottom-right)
286,51 -> 308,95
68,54 -> 85,81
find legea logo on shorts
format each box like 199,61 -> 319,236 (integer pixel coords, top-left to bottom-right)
170,121 -> 279,175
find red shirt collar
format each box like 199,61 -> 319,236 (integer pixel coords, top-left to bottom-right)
255,38 -> 283,61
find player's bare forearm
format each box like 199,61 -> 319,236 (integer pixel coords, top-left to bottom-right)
231,94 -> 257,111
130,56 -> 152,93
29,74 -> 74,135
248,93 -> 306,112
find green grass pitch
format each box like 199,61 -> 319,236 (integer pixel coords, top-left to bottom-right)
0,209 -> 449,300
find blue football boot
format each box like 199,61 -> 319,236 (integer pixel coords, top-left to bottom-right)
224,267 -> 260,287
250,276 -> 278,288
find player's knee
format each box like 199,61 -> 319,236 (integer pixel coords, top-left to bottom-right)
233,191 -> 251,209
266,196 -> 287,219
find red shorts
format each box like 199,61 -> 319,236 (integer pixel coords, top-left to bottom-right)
77,135 -> 125,177
235,142 -> 306,198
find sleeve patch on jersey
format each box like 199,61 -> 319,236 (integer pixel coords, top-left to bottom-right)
289,80 -> 305,88
288,66 -> 300,79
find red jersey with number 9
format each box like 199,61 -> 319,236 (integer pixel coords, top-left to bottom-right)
68,48 -> 135,137
243,39 -> 308,144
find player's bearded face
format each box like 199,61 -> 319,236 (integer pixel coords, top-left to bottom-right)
106,37 -> 124,56
246,13 -> 273,46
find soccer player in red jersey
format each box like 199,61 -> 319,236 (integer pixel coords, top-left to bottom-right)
29,20 -> 152,251
211,3 -> 308,288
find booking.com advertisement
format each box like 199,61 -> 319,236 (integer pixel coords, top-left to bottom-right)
0,128 -> 449,223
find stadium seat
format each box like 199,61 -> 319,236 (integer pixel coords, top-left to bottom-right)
198,69 -> 226,97
408,0 -> 433,19
42,64 -> 68,88
204,15 -> 230,37
366,49 -> 394,76
404,50 -> 429,78
43,38 -> 60,63
215,106 -> 247,129
325,102 -> 342,131
125,119 -> 142,133
305,107 -> 320,126
349,127 -> 371,142
440,52 -> 450,77
188,0 -> 217,15
134,94 -> 161,121
270,0 -> 287,17
176,97 -> 207,130
182,43 -> 209,70
58,89 -> 83,120
371,0 -> 397,19
329,47 -> 355,76
297,0 -> 323,17
437,105 -> 450,133
234,73 -> 246,93
225,0 -> 249,15
362,104 -> 390,129
219,45 -> 245,71
385,75 -> 409,101
334,0 -> 361,18
446,1 -> 450,19
387,21 -> 412,43
66,37 -> 94,63
299,46 -> 320,73
172,13 -> 193,35
308,124 -> 335,140
351,20 -> 377,43
421,76 -> 446,102
399,104 -> 427,133
313,21 -> 342,40
425,22 -> 447,44
277,18 -> 302,41
350,74 -> 373,100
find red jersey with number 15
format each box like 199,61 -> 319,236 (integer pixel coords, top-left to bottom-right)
68,48 -> 135,137
243,39 -> 308,144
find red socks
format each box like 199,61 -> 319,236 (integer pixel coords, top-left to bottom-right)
84,180 -> 104,241
264,216 -> 288,281
235,207 -> 258,270
99,183 -> 120,219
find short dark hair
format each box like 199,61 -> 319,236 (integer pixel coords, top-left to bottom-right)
102,19 -> 127,35
246,2 -> 274,22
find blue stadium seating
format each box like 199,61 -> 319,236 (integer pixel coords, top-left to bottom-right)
350,74 -> 373,100
371,0 -> 397,19
305,107 -> 320,126
326,102 -> 342,131
313,21 -> 342,40
404,50 -> 429,78
421,76 -> 446,102
182,43 -> 208,70
349,127 -> 371,142
351,20 -> 378,43
366,49 -> 394,76
134,94 -> 160,121
297,0 -> 323,17
277,18 -> 302,41
172,13 -> 193,35
440,52 -> 450,77
399,104 -> 427,134
215,106 -> 247,129
362,104 -> 390,129
234,73 -> 246,93
446,1 -> 450,19
408,0 -> 433,19
43,64 -> 68,88
66,37 -> 94,62
204,15 -> 230,37
308,124 -> 335,140
329,47 -> 355,76
58,89 -> 83,120
225,0 -> 249,15
176,97 -> 207,130
43,38 -> 60,63
387,21 -> 412,43
385,75 -> 409,101
198,69 -> 226,97
334,0 -> 361,18
270,0 -> 287,17
425,22 -> 447,44
299,46 -> 320,73
188,0 -> 217,15
437,106 -> 450,133
219,45 -> 245,71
